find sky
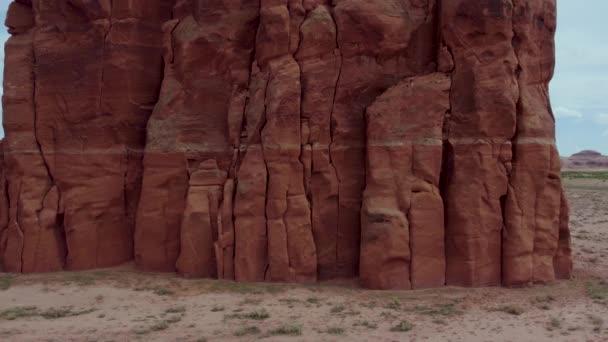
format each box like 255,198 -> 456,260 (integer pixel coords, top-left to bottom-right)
0,1 -> 605,156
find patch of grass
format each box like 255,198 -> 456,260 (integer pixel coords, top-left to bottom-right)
330,304 -> 346,314
585,280 -> 608,304
306,297 -> 320,304
1,306 -> 95,320
353,320 -> 378,329
0,306 -> 38,320
40,307 -> 96,319
380,311 -> 398,320
385,299 -> 401,310
390,320 -> 413,332
562,171 -> 608,180
64,273 -> 97,286
134,315 -> 183,335
239,298 -> 263,306
412,302 -> 461,317
278,298 -> 301,306
149,321 -> 170,332
325,327 -> 345,335
532,295 -> 555,310
0,275 -> 15,290
548,317 -> 562,331
269,324 -> 303,336
209,281 -> 286,295
165,315 -> 182,324
234,326 -> 261,337
165,306 -> 186,314
153,288 -> 174,296
494,305 -> 525,316
589,314 -> 604,332
361,301 -> 377,309
225,309 -> 270,321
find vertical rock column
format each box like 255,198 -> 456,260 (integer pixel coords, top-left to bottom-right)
503,0 -> 572,285
294,3 -> 341,280
332,0 -> 438,278
361,74 -> 450,290
2,1 -> 64,272
234,0 -> 317,283
28,0 -> 166,270
441,0 -> 520,287
136,0 -> 260,275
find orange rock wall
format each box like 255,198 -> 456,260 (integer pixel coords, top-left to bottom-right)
0,0 -> 572,290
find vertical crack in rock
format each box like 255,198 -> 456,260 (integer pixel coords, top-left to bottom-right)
327,4 -> 343,280
1,1 -> 66,273
440,0 -> 520,287
503,0 -> 569,285
295,2 -> 341,280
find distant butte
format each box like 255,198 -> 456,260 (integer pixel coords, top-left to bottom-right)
562,150 -> 608,170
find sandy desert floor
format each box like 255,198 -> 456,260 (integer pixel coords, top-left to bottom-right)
0,177 -> 607,342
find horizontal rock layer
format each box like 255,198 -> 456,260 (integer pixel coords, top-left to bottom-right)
0,0 -> 572,289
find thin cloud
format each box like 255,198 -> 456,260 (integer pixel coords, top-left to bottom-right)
554,106 -> 583,118
594,113 -> 608,125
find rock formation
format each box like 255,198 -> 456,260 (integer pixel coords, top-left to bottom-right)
0,0 -> 572,290
562,150 -> 608,170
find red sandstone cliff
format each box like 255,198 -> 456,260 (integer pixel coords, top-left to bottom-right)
0,0 -> 572,290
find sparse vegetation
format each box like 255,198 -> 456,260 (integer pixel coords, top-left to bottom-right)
589,314 -> 604,332
330,304 -> 346,313
234,326 -> 261,336
0,275 -> 15,290
306,297 -> 320,304
64,273 -> 97,286
412,302 -> 461,317
390,320 -> 413,332
532,295 -> 556,310
165,306 -> 186,314
40,307 -> 96,319
134,314 -> 183,335
225,309 -> 270,320
269,324 -> 303,336
385,299 -> 401,310
353,320 -> 378,329
325,327 -> 346,335
585,280 -> 608,304
240,298 -> 263,306
562,171 -> 608,180
548,317 -> 562,331
0,306 -> 38,320
208,281 -> 286,295
494,305 -> 525,316
153,288 -> 174,296
0,306 -> 95,320
278,298 -> 301,306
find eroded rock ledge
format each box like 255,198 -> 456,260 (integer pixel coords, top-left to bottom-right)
0,0 -> 572,290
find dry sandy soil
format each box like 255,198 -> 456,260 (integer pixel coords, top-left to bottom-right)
0,177 -> 607,342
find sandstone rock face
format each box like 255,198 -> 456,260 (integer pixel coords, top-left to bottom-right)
1,0 -> 572,290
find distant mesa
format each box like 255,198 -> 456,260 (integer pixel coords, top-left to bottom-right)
562,150 -> 608,170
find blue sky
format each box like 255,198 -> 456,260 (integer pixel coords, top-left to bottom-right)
0,1 -> 605,156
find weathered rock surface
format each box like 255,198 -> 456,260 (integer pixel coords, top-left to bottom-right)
0,0 -> 571,290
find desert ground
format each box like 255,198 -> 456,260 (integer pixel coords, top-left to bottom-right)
0,174 -> 607,342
